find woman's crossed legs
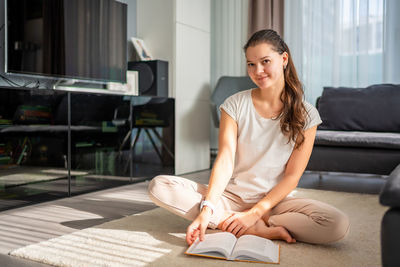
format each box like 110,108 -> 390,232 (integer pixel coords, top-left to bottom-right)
148,175 -> 349,244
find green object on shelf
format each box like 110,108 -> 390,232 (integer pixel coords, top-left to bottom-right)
102,121 -> 117,132
75,142 -> 94,148
17,144 -> 28,165
95,148 -> 115,175
0,156 -> 11,164
0,119 -> 12,125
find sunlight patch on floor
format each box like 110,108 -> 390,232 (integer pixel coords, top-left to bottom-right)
10,228 -> 172,266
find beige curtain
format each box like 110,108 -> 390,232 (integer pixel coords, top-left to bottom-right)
248,0 -> 284,38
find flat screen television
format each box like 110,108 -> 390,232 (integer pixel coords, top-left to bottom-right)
5,0 -> 127,84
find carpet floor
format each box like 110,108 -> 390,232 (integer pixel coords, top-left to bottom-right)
9,188 -> 386,267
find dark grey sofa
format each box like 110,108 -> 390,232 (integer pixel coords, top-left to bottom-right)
306,84 -> 400,175
211,76 -> 256,128
380,163 -> 400,267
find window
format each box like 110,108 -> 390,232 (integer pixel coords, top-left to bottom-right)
284,0 -> 399,105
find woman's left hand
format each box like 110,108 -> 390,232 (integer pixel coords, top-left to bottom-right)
220,211 -> 260,237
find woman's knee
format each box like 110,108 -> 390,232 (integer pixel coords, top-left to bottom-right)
320,209 -> 350,244
148,175 -> 173,199
148,175 -> 200,208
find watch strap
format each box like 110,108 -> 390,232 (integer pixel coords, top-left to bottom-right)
200,200 -> 216,215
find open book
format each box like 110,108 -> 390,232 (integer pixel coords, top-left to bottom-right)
185,232 -> 280,264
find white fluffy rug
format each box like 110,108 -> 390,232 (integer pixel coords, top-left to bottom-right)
10,188 -> 386,267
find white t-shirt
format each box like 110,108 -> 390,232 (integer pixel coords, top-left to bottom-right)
219,89 -> 322,203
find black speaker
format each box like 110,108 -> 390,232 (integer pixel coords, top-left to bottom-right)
128,60 -> 168,97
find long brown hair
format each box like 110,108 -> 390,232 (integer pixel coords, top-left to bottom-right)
244,29 -> 307,149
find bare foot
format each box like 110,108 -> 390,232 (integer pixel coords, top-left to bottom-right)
245,220 -> 296,243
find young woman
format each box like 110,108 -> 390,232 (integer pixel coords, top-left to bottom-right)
148,29 -> 349,245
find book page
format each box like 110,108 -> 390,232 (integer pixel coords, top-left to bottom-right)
230,234 -> 279,263
186,232 -> 237,259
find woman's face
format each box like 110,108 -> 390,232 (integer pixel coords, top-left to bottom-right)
246,43 -> 288,90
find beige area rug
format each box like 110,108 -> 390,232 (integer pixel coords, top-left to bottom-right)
10,188 -> 386,267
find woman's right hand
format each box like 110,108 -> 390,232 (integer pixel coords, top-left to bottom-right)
186,207 -> 212,245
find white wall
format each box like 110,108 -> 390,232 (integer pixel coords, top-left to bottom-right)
136,0 -> 175,94
175,0 -> 211,174
137,0 -> 211,175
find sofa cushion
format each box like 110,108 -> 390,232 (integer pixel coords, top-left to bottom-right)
211,76 -> 256,127
315,130 -> 400,149
380,164 -> 400,207
318,84 -> 400,132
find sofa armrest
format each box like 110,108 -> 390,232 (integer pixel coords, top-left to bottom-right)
210,102 -> 220,129
380,164 -> 400,207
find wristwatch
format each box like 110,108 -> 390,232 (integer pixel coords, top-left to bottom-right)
200,200 -> 216,215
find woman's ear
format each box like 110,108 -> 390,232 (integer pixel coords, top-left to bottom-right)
282,52 -> 289,68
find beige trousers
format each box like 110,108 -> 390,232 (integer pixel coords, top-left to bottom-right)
148,175 -> 350,244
